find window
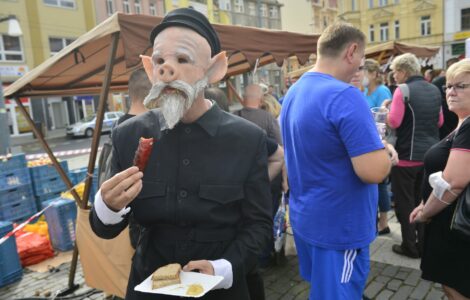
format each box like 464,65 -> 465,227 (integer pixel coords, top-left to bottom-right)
49,37 -> 74,55
43,0 -> 75,8
234,0 -> 244,13
269,6 -> 278,18
369,0 -> 373,8
379,0 -> 388,6
260,4 -> 267,17
150,3 -> 157,16
351,0 -> 357,11
248,2 -> 256,16
421,15 -> 431,36
0,35 -> 23,61
394,20 -> 400,39
134,0 -> 141,14
106,0 -> 114,15
462,8 -> 470,30
380,22 -> 389,41
218,0 -> 231,11
122,0 -> 130,13
369,25 -> 375,42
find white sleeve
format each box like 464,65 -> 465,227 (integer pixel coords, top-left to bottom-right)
94,188 -> 131,225
208,259 -> 233,289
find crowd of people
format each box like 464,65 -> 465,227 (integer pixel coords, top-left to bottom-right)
90,7 -> 469,300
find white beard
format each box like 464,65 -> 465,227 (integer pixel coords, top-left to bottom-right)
143,77 -> 208,129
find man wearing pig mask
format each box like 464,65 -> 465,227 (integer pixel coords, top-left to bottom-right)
89,8 -> 272,300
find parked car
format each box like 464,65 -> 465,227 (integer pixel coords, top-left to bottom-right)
66,111 -> 124,138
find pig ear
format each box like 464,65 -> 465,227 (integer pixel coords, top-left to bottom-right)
207,51 -> 228,84
140,55 -> 154,84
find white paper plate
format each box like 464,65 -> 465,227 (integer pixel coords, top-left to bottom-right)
134,271 -> 224,298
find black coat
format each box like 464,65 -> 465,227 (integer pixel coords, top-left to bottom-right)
89,105 -> 273,300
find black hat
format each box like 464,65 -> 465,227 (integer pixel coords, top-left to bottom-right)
149,8 -> 221,57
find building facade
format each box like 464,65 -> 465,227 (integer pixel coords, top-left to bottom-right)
338,0 -> 444,67
443,0 -> 470,64
95,0 -> 165,23
279,0 -> 338,87
1,0 -> 95,137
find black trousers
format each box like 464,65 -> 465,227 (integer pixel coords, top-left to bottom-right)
391,166 -> 425,256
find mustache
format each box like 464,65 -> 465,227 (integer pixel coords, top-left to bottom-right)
143,80 -> 195,109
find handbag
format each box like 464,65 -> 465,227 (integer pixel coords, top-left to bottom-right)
450,185 -> 470,241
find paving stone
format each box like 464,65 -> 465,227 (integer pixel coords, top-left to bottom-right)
425,288 -> 445,300
376,289 -> 394,300
286,281 -> 309,296
387,279 -> 403,291
409,280 -> 432,300
382,265 -> 400,277
294,288 -> 310,300
395,270 -> 410,280
375,275 -> 392,284
364,281 -> 385,299
390,285 -> 413,300
280,292 -> 296,300
405,269 -> 422,286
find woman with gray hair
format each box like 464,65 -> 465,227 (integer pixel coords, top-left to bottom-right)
386,53 -> 443,258
410,58 -> 470,299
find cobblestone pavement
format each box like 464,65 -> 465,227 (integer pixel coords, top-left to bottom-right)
0,255 -> 447,300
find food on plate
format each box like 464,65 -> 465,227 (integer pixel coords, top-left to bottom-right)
186,284 -> 204,296
133,137 -> 154,171
151,263 -> 181,289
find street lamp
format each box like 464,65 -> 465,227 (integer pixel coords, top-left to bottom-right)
0,15 -> 22,156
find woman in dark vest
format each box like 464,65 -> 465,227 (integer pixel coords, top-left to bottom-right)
386,53 -> 443,258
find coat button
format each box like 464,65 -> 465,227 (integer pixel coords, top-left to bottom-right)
184,127 -> 191,134
179,190 -> 188,198
182,158 -> 190,166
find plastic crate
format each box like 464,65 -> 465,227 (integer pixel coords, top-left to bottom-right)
35,191 -> 63,210
32,176 -> 67,197
69,167 -> 88,185
0,154 -> 27,173
44,198 -> 77,251
0,168 -> 31,191
29,161 -> 69,181
0,194 -> 37,223
0,184 -> 34,207
0,221 -> 23,287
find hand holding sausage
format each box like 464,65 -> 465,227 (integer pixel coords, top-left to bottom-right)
101,166 -> 143,211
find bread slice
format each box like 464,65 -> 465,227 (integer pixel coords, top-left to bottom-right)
152,278 -> 181,289
152,263 -> 181,281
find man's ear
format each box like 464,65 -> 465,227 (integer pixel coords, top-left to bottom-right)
345,43 -> 357,64
140,55 -> 154,84
207,51 -> 228,84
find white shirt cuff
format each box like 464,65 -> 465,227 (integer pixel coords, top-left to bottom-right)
94,188 -> 131,225
209,259 -> 233,289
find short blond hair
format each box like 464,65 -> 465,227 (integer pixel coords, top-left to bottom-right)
261,94 -> 281,118
390,53 -> 421,77
364,59 -> 383,85
318,22 -> 365,58
446,59 -> 470,82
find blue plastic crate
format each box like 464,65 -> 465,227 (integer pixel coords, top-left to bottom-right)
0,221 -> 23,287
0,154 -> 27,173
0,168 -> 31,191
35,191 -> 63,210
29,161 -> 69,181
32,176 -> 67,197
69,167 -> 88,185
0,184 -> 34,208
0,194 -> 37,223
44,198 -> 77,251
